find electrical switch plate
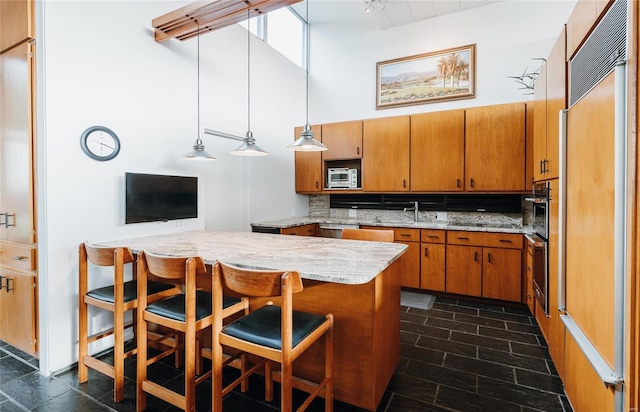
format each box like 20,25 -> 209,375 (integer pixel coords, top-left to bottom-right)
349,209 -> 357,218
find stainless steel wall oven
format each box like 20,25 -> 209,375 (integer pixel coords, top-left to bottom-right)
526,182 -> 550,315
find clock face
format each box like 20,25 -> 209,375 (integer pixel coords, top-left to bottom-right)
80,126 -> 120,161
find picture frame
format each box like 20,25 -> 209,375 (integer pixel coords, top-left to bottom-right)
376,44 -> 476,109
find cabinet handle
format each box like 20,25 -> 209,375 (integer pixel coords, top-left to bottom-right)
470,178 -> 475,188
357,147 -> 360,155
424,247 -> 429,257
456,178 -> 461,188
499,239 -> 512,243
539,160 -> 544,175
487,252 -> 492,263
458,237 -> 469,240
427,235 -> 439,239
315,181 -> 319,189
403,179 -> 407,188
0,276 -> 4,291
400,233 -> 411,237
474,252 -> 478,261
5,278 -> 13,292
12,256 -> 28,261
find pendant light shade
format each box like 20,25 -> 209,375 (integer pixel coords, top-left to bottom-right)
183,27 -> 216,161
231,131 -> 268,156
287,0 -> 327,152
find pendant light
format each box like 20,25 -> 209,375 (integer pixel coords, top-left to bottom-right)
287,0 -> 327,152
229,8 -> 267,156
182,26 -> 216,161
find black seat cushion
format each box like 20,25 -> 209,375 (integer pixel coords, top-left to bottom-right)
146,291 -> 241,322
222,305 -> 327,350
86,280 -> 175,304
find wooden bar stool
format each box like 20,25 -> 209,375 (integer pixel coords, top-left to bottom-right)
136,251 -> 247,412
78,242 -> 181,403
211,261 -> 334,412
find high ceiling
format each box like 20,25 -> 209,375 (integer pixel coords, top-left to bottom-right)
289,0 -> 502,30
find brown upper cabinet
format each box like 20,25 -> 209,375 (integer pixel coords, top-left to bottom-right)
294,125 -> 323,193
321,120 -> 363,160
362,116 -> 410,192
0,0 -> 34,53
410,110 -> 465,191
533,27 -> 567,182
465,102 -> 526,191
566,0 -> 612,60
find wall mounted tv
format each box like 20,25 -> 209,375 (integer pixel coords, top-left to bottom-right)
125,172 -> 198,224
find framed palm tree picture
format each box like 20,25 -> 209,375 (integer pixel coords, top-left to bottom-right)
376,44 -> 476,109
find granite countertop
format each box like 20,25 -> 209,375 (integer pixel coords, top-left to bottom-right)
251,217 -> 529,234
96,230 -> 407,285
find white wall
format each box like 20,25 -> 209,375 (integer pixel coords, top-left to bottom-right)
309,0 -> 577,123
37,1 -> 306,373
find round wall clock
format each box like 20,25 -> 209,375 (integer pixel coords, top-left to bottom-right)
80,126 -> 121,161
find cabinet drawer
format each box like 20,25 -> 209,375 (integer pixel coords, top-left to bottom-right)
392,228 -> 420,242
447,231 -> 523,249
421,229 -> 445,244
0,241 -> 36,271
280,224 -> 317,236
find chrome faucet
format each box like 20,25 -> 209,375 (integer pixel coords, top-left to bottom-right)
403,201 -> 419,223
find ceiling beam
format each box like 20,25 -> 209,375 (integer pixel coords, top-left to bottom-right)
152,0 -> 302,42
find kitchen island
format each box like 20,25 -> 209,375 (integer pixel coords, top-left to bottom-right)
98,230 -> 407,411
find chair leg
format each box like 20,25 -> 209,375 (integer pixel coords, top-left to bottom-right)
185,326 -> 197,412
265,360 -> 273,402
113,310 -> 125,403
325,318 -> 334,412
78,298 -> 88,384
136,318 -> 148,412
281,361 -> 293,412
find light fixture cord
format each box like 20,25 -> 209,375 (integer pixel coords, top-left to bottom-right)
247,8 -> 251,133
197,25 -> 201,144
305,0 -> 310,126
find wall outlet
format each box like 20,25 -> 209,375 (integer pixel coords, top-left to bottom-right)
290,208 -> 296,217
349,209 -> 357,218
436,212 -> 447,221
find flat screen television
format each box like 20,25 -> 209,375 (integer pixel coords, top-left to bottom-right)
125,172 -> 198,224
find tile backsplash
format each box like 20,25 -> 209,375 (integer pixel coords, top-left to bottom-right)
309,194 -> 532,227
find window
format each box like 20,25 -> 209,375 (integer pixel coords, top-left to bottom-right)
239,7 -> 306,69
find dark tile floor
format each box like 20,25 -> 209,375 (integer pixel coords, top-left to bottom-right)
0,297 -> 573,412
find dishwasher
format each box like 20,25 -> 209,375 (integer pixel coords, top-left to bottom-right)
316,224 -> 359,238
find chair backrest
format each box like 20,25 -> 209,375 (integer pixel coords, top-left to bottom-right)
214,261 -> 303,298
341,228 -> 394,242
82,242 -> 134,267
139,250 -> 207,281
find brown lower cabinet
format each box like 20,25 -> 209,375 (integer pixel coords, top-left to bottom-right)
280,224 -> 317,236
359,226 -> 523,302
446,231 -> 523,302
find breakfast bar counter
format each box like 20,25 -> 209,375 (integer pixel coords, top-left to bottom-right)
98,230 -> 407,410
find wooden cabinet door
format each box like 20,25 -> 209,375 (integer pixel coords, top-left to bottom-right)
533,64 -> 548,182
445,245 -> 481,297
280,224 -> 317,236
362,116 -> 410,192
0,0 -> 34,53
294,125 -> 322,193
482,248 -> 522,302
465,103 -> 526,191
420,243 -> 445,291
410,110 -> 464,191
398,241 -> 420,288
1,42 -> 36,244
321,121 -> 362,160
525,243 -> 535,315
565,0 -> 598,60
545,27 -> 567,180
0,268 -> 37,354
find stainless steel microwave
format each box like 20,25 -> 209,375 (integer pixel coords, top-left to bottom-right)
327,168 -> 358,189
